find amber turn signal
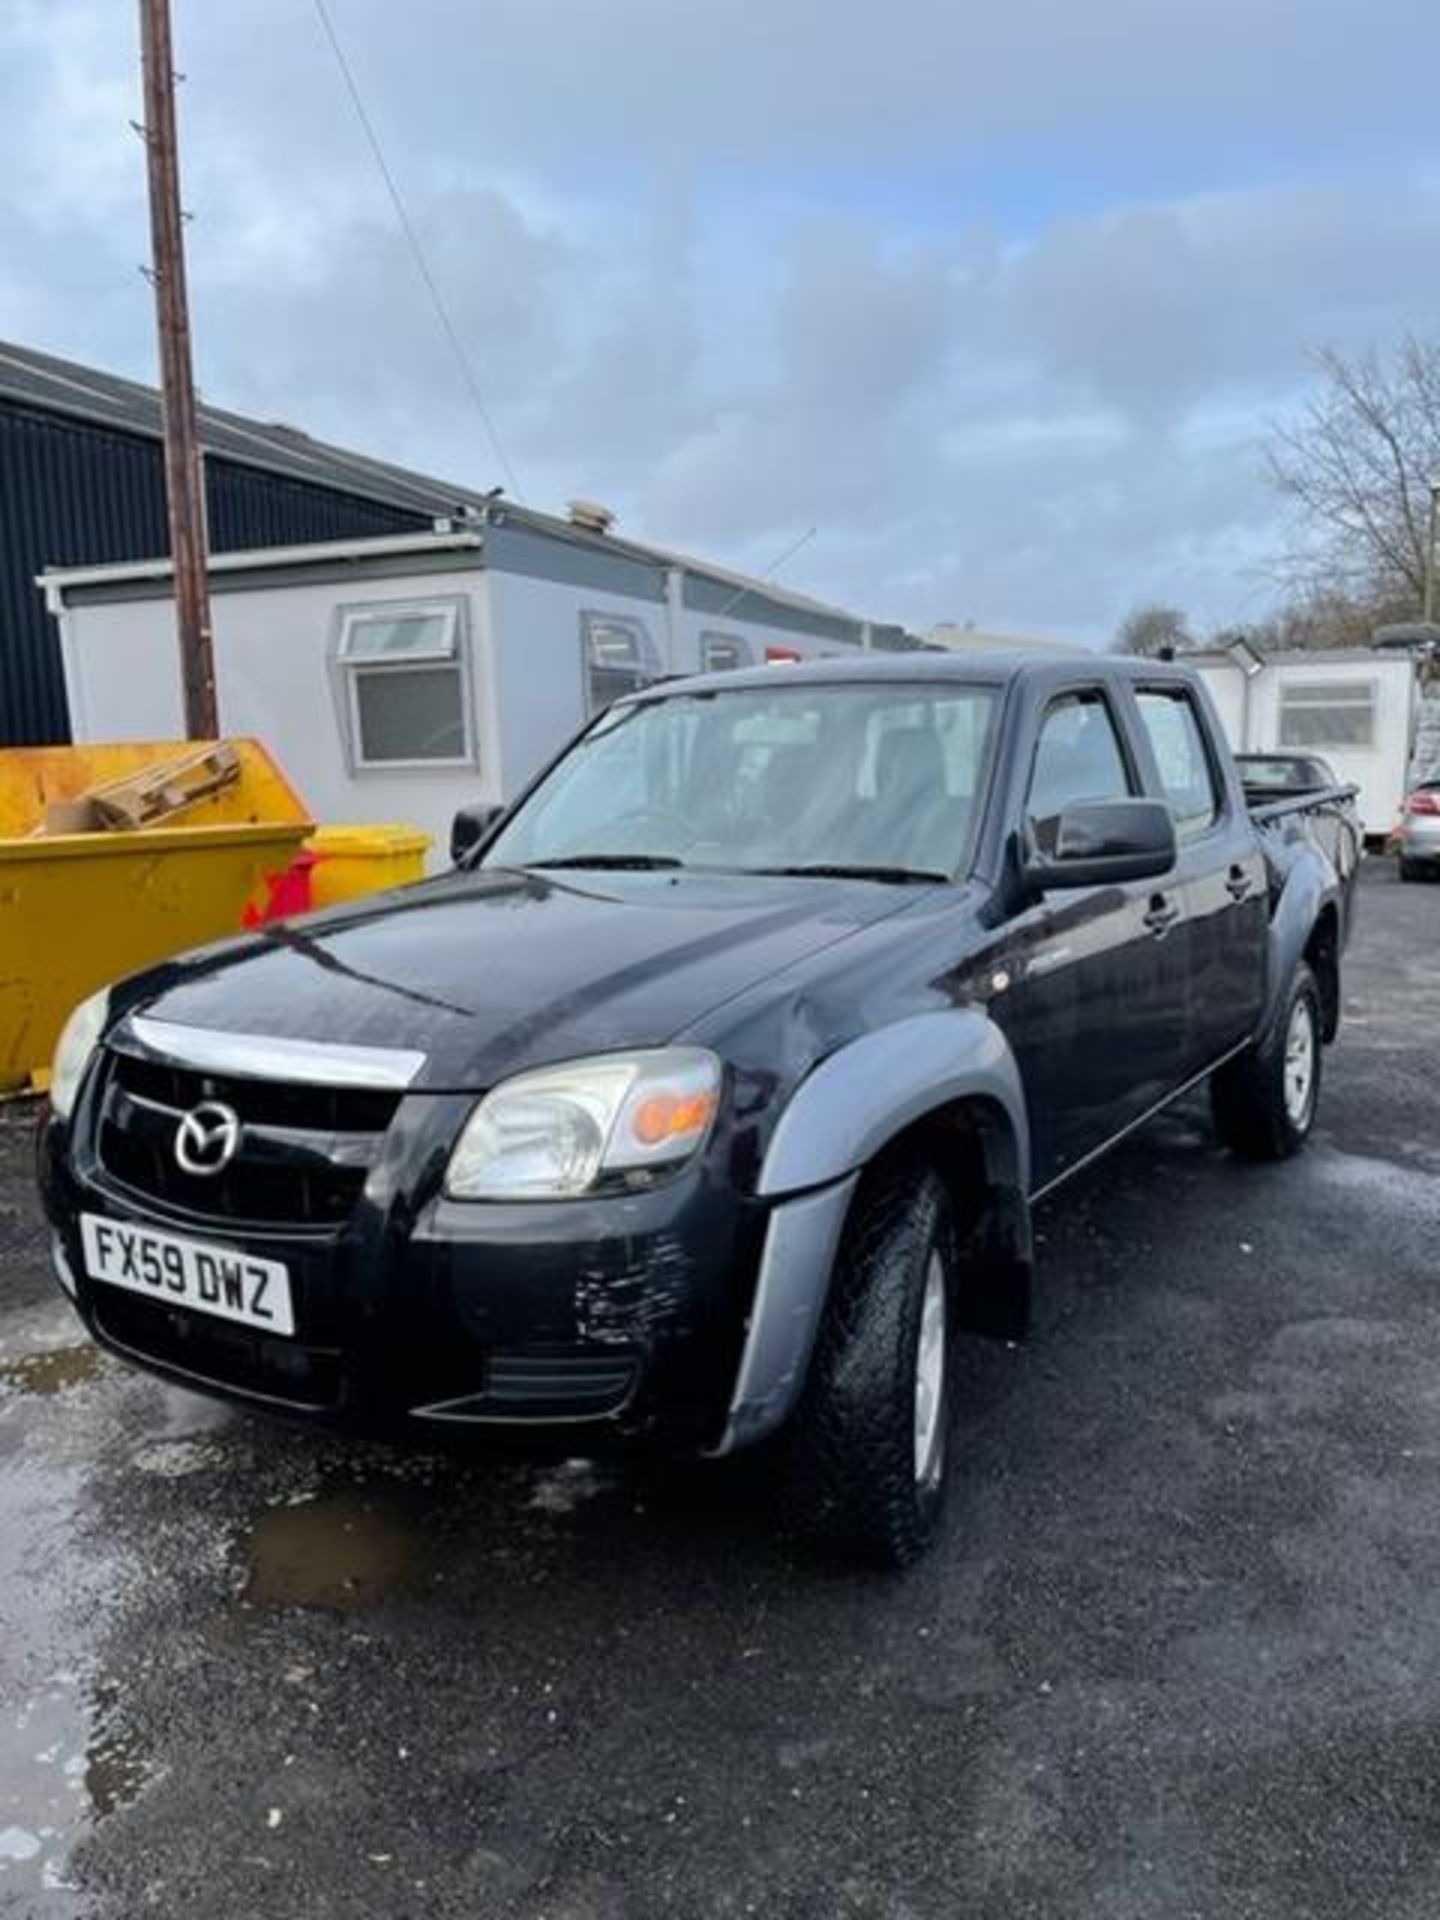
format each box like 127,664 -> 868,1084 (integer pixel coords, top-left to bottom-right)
630,1089 -> 717,1148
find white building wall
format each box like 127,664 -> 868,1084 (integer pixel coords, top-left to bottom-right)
1194,653 -> 1415,834
483,568 -> 651,798
58,566 -> 497,853
1196,661 -> 1246,747
54,554 -> 871,862
673,599 -> 861,672
58,595 -> 187,742
484,566 -> 864,799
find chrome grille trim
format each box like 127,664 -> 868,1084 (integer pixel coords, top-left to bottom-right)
125,1016 -> 425,1090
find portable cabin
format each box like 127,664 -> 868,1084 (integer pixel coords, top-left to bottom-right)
1189,646 -> 1418,837
39,510 -> 907,858
0,337 -> 514,749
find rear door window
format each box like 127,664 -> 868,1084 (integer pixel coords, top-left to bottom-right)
1136,689 -> 1221,840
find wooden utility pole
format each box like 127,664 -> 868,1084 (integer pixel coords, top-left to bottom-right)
139,0 -> 217,738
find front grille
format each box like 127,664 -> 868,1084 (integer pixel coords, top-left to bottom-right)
94,1291 -> 343,1410
95,1050 -> 400,1231
107,1054 -> 400,1132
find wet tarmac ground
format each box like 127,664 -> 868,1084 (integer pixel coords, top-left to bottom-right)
2,861 -> 1439,1918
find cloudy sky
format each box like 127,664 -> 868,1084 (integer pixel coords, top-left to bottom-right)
4,0 -> 1438,643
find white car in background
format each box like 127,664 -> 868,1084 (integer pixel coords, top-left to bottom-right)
1399,776 -> 1440,881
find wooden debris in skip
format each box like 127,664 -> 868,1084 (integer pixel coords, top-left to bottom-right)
38,743 -> 241,835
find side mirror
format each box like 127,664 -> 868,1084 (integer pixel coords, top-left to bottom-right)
450,803 -> 504,867
1024,798 -> 1177,891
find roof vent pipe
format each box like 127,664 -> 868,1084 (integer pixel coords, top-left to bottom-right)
567,499 -> 616,535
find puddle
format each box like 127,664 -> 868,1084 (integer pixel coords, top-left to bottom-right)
0,1407 -> 150,1907
241,1486 -> 427,1614
0,1345 -> 101,1398
82,1674 -> 150,1821
1,1664 -> 150,1909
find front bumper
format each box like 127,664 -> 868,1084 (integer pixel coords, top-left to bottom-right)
40,1085 -> 781,1452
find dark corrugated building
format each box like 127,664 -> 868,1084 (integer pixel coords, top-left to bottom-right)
0,341 -> 498,746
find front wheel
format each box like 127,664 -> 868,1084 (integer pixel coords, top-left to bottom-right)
1210,961 -> 1322,1162
782,1160 -> 957,1568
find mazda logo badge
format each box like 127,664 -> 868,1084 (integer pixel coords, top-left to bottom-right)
174,1101 -> 242,1178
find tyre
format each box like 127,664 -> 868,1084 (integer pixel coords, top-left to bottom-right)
1399,857 -> 1429,882
783,1159 -> 956,1568
1210,961 -> 1322,1162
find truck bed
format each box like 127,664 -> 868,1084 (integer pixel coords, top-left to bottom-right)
1248,782 -> 1363,946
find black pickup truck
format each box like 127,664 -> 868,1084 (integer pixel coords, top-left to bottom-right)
39,655 -> 1359,1563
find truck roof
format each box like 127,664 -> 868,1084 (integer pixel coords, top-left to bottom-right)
648,650 -> 1202,698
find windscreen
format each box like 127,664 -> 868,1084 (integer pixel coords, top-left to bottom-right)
485,681 -> 999,879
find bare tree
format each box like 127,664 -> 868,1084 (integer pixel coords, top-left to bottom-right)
1111,601 -> 1193,657
1266,338 -> 1440,617
1245,583 -> 1416,654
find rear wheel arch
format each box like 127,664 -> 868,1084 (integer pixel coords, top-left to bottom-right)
1260,860 -> 1327,1048
1211,958 -> 1322,1161
1304,901 -> 1341,1041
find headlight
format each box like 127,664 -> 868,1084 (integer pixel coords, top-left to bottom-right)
445,1048 -> 721,1200
49,988 -> 110,1121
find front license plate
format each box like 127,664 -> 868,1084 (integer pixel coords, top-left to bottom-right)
79,1213 -> 295,1337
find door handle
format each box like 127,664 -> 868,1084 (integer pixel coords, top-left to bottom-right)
1225,865 -> 1252,902
1144,893 -> 1181,936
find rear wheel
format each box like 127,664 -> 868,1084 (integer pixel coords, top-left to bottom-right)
783,1159 -> 957,1568
1210,962 -> 1322,1162
1399,856 -> 1428,883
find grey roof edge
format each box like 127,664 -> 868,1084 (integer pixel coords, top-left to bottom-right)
40,526 -> 883,645
481,501 -> 881,630
37,530 -> 484,595
48,548 -> 489,609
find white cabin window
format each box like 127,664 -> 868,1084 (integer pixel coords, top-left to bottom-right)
335,602 -> 473,768
582,613 -> 662,712
700,631 -> 754,673
1277,679 -> 1376,750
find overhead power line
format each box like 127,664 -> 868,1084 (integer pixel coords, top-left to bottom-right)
309,0 -> 524,502
715,526 -> 819,619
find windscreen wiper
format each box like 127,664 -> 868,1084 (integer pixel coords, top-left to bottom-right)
749,862 -> 948,884
526,853 -> 686,870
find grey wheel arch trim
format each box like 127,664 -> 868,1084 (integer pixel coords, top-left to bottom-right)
711,1010 -> 1033,1455
708,1172 -> 859,1456
1259,865 -> 1340,1051
757,1009 -> 1031,1199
